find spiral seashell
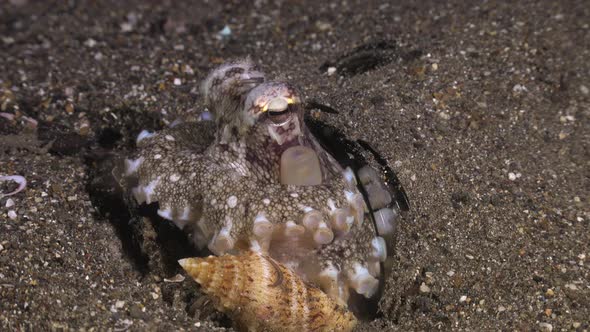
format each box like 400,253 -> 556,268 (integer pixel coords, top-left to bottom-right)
179,251 -> 357,332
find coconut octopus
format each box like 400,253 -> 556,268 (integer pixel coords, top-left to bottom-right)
121,59 -> 405,318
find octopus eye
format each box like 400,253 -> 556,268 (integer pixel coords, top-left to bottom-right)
265,98 -> 292,125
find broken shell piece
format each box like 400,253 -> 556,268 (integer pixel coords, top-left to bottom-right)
374,208 -> 397,235
179,252 -> 357,332
347,263 -> 379,298
280,145 -> 322,186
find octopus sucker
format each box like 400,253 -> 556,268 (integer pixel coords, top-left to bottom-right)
124,156 -> 144,175
347,263 -> 379,298
179,252 -> 357,332
374,207 -> 398,236
136,129 -> 155,144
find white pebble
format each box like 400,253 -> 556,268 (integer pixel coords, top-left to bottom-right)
580,85 -> 589,95
419,283 -> 430,293
459,295 -> 467,302
218,25 -> 232,37
5,198 -> 14,208
539,322 -> 553,332
327,67 -> 337,76
8,210 -> 17,220
115,300 -> 125,309
512,84 -> 527,93
508,172 -> 517,181
173,78 -> 182,86
84,38 -> 97,47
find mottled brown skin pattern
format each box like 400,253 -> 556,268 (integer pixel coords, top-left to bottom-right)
123,60 -> 385,311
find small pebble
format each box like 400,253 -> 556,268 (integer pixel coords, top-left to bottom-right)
0,243 -> 4,252
447,270 -> 455,277
459,295 -> 467,302
8,210 -> 17,220
465,254 -> 474,260
218,25 -> 231,38
513,84 -> 527,93
115,300 -> 125,309
545,288 -> 554,297
539,322 -> 553,332
173,78 -> 181,86
327,67 -> 337,76
84,38 -> 97,48
419,282 -> 430,293
431,63 -> 438,70
497,305 -> 506,313
5,198 -> 14,208
573,322 -> 581,328
580,85 -> 589,95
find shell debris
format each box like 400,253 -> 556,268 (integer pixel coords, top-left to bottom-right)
179,251 -> 357,332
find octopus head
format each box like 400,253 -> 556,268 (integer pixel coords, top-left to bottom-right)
201,58 -> 265,119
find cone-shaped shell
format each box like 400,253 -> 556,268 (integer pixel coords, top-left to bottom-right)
179,252 -> 357,332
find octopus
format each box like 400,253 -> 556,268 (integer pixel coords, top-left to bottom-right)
120,59 -> 403,317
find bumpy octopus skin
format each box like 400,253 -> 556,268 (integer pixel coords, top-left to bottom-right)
122,59 -> 397,311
